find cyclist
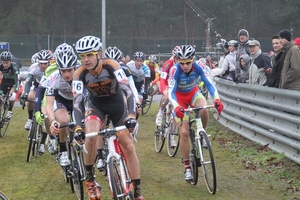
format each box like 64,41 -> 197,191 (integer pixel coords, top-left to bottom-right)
168,45 -> 224,182
23,50 -> 52,131
218,40 -> 238,81
44,43 -> 77,167
94,46 -> 140,170
22,50 -> 52,154
72,36 -> 145,200
127,52 -> 151,106
0,51 -> 19,119
155,46 -> 179,127
144,54 -> 160,96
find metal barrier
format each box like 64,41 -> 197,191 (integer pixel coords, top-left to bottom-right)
213,77 -> 300,164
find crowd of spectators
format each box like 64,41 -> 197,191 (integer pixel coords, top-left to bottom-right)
214,28 -> 300,91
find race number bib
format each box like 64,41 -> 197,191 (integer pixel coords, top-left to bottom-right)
160,72 -> 167,79
114,69 -> 128,83
72,80 -> 84,95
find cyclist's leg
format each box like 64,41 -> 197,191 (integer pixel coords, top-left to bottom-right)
54,102 -> 71,166
24,90 -> 35,130
6,88 -> 16,119
192,91 -> 208,129
84,100 -> 103,200
155,91 -> 168,126
38,106 -> 48,154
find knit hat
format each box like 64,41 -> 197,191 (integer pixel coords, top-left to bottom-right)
238,29 -> 249,38
294,38 -> 300,45
278,29 -> 292,42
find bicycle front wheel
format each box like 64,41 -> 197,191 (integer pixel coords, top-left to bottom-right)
189,128 -> 198,185
0,190 -> 9,200
199,131 -> 217,194
70,144 -> 84,200
0,108 -> 9,138
26,119 -> 37,162
154,126 -> 165,153
108,156 -> 126,200
167,119 -> 180,157
142,95 -> 153,115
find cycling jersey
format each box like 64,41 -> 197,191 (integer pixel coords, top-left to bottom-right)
144,60 -> 160,84
24,63 -> 45,93
34,64 -> 59,112
168,61 -> 220,109
73,58 -> 132,126
44,70 -> 73,101
159,59 -> 175,93
0,62 -> 19,93
127,60 -> 151,94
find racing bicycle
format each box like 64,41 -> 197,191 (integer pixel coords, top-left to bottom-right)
0,89 -> 12,138
185,105 -> 217,194
85,125 -> 134,200
154,101 -> 180,157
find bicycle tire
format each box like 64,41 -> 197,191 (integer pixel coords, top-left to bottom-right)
142,95 -> 153,115
119,156 -> 134,199
26,118 -> 37,162
70,144 -> 84,200
199,131 -> 217,194
108,156 -> 125,200
67,135 -> 75,193
189,128 -> 198,185
167,118 -> 180,157
154,126 -> 165,153
0,106 -> 9,138
0,190 -> 9,200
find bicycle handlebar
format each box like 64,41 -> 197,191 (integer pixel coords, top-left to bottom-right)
85,125 -> 127,138
54,122 -> 76,129
21,98 -> 35,110
183,105 -> 215,112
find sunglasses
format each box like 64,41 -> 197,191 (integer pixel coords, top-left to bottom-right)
179,60 -> 193,65
78,52 -> 98,58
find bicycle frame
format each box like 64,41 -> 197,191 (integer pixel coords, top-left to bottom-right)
85,125 -> 134,199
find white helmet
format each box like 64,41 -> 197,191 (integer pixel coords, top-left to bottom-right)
176,45 -> 195,59
55,43 -> 77,69
75,36 -> 102,54
148,55 -> 157,62
54,43 -> 74,59
37,49 -> 52,63
104,46 -> 123,61
228,40 -> 238,46
31,52 -> 39,64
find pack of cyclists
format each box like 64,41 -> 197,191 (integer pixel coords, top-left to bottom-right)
1,38 -> 224,200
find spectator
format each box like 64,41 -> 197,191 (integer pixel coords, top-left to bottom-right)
205,52 -> 216,69
267,35 -> 285,88
235,54 -> 251,83
278,29 -> 300,90
294,37 -> 300,50
236,29 -> 250,67
218,40 -> 237,80
248,39 -> 272,85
